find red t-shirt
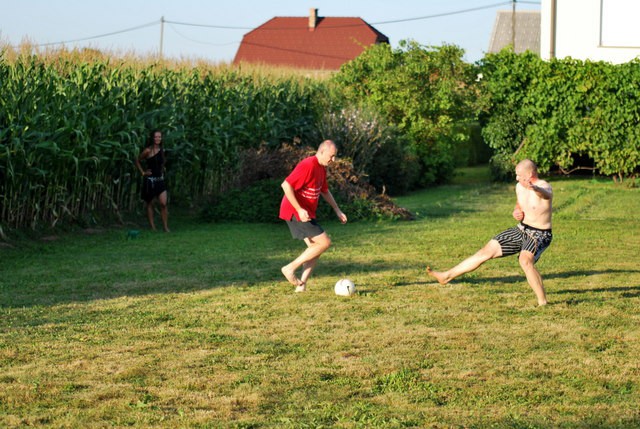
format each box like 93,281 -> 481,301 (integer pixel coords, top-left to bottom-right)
279,155 -> 328,221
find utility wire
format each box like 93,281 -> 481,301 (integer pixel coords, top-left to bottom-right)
20,1 -> 541,48
372,1 -> 513,25
166,1 -> 534,30
165,19 -> 251,30
167,24 -> 240,47
31,20 -> 159,47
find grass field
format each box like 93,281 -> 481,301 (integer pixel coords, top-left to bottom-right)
1,166 -> 639,428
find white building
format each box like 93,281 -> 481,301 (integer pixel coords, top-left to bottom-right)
541,0 -> 640,63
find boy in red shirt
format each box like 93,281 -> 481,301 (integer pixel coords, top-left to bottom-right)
280,140 -> 347,292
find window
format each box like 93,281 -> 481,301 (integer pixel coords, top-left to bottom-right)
600,0 -> 640,47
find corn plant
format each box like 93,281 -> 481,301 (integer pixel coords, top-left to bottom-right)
0,48 -> 323,231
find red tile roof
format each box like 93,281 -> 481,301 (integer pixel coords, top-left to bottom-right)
234,14 -> 389,70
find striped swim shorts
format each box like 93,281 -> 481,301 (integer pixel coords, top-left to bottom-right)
493,223 -> 553,262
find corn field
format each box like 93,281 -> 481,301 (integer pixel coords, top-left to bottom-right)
0,50 -> 324,232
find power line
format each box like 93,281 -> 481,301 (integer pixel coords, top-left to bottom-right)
165,19 -> 251,31
29,20 -> 159,48
166,2 -> 533,31
17,2 -> 541,50
372,1 -> 514,25
167,24 -> 240,47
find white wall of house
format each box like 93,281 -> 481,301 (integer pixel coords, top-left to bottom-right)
541,0 -> 640,63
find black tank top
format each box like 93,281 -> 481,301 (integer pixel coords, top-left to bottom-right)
146,150 -> 164,177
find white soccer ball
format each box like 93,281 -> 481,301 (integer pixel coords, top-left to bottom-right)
334,278 -> 356,296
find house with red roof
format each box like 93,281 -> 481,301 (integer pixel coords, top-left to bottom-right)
233,8 -> 389,70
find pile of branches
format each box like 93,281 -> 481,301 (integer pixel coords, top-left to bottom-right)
205,142 -> 413,222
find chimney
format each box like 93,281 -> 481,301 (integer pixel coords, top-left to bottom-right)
309,8 -> 318,31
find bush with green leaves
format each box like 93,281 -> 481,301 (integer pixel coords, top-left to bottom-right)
312,105 -> 386,176
333,41 -> 478,187
478,50 -> 640,181
200,178 -> 283,223
311,105 -> 419,195
201,144 -> 413,223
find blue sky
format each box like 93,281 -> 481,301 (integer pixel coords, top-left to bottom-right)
1,0 -> 540,64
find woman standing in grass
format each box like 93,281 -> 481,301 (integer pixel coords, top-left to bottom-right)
135,129 -> 170,232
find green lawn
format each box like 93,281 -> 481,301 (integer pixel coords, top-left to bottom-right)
1,167 -> 639,428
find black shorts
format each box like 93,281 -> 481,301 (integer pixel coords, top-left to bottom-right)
141,177 -> 167,203
285,217 -> 324,240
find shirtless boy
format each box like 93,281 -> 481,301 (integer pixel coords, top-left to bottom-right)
427,159 -> 553,306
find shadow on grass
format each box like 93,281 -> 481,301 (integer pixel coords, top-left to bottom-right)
394,280 -> 433,287
557,288 -> 640,305
553,282 -> 640,300
3,205 -> 638,310
395,269 -> 640,293
459,269 -> 640,286
0,257 -> 401,309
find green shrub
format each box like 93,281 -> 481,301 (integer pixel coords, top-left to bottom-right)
201,179 -> 283,223
452,122 -> 492,167
334,41 -> 478,186
478,50 -> 640,181
200,144 -> 413,223
311,105 -> 420,195
489,152 -> 516,182
368,133 -> 421,196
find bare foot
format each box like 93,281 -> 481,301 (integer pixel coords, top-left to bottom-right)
426,266 -> 450,285
281,266 -> 302,287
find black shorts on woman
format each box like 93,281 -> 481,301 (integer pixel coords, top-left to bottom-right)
141,176 -> 167,203
140,149 -> 167,203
